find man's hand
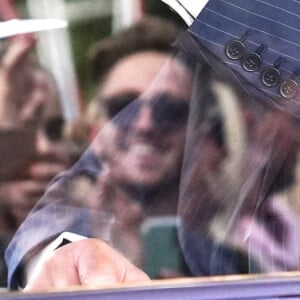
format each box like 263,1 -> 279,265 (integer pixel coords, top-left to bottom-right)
24,238 -> 150,292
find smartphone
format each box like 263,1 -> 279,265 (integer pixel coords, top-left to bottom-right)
0,128 -> 36,180
141,216 -> 189,279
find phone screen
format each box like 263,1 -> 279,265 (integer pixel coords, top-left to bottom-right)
141,216 -> 190,279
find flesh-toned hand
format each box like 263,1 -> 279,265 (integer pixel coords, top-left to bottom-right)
24,238 -> 150,292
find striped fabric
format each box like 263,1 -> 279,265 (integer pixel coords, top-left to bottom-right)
188,0 -> 300,115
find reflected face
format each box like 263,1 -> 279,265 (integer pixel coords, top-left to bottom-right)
97,51 -> 193,188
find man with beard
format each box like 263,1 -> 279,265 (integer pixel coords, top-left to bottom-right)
90,17 -> 191,215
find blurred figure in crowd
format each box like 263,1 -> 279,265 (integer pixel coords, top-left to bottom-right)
6,16 -> 195,290
230,108 -> 300,272
86,16 -> 195,273
77,16 -> 192,268
0,35 -> 76,286
0,36 -> 75,231
178,56 -> 300,276
90,16 -> 190,214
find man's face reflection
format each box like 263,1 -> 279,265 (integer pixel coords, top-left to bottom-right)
96,51 -> 193,189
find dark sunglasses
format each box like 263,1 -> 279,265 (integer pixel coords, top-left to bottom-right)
102,93 -> 189,129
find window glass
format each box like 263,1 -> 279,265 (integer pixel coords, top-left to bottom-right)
1,0 -> 300,298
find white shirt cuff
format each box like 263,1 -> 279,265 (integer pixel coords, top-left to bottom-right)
161,0 -> 209,25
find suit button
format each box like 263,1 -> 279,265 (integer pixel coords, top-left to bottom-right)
241,44 -> 266,72
261,58 -> 285,87
280,79 -> 298,99
280,72 -> 300,99
262,68 -> 281,87
225,40 -> 245,59
225,32 -> 250,60
242,52 -> 261,72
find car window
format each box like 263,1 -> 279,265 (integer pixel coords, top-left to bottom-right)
1,0 -> 300,298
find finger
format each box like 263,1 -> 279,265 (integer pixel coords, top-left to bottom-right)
121,262 -> 150,283
26,162 -> 67,180
1,36 -> 36,74
20,90 -> 45,125
74,239 -> 149,287
24,251 -> 81,292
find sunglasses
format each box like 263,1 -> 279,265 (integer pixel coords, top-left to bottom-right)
102,93 -> 189,129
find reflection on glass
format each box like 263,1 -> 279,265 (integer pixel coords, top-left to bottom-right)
1,0 -> 300,297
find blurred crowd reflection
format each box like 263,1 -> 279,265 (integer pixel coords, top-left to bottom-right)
2,12 -> 300,292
